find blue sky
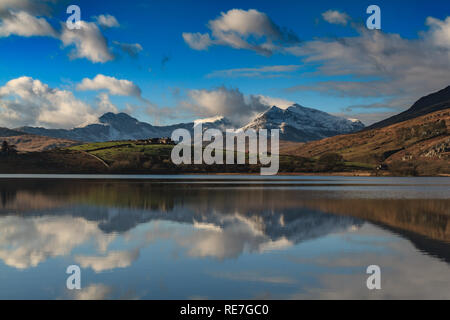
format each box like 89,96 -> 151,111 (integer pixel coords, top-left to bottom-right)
0,0 -> 449,128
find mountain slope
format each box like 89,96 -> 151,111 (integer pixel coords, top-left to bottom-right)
17,113 -> 235,142
281,108 -> 450,174
0,127 -> 24,137
18,106 -> 362,143
243,104 -> 365,142
367,86 -> 450,130
0,134 -> 78,152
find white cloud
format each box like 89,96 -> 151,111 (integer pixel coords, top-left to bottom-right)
322,10 -> 350,25
94,14 -> 119,28
0,215 -> 114,269
76,249 -> 140,272
256,95 -> 294,109
0,1 -> 116,64
60,21 -> 114,63
182,32 -> 212,50
96,92 -> 119,114
0,76 -> 99,129
77,74 -> 142,97
206,65 -> 300,78
183,9 -> 299,55
144,214 -> 293,261
425,16 -> 450,49
184,86 -> 269,126
0,10 -> 56,37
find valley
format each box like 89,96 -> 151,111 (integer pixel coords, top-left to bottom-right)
0,86 -> 448,176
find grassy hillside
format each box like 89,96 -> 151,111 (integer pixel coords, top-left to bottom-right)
280,108 -> 450,176
65,141 -> 372,174
0,134 -> 78,152
0,149 -> 107,173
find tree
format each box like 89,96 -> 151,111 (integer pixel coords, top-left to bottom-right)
1,141 -> 8,153
1,141 -> 17,155
316,153 -> 345,172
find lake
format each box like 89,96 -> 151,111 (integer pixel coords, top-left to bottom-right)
0,175 -> 449,299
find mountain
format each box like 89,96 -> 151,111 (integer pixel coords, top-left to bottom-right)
18,113 -> 183,142
17,113 -> 234,143
367,86 -> 450,130
194,116 -> 234,132
0,127 -> 77,152
0,135 -> 78,152
16,105 -> 364,143
242,104 -> 365,142
0,127 -> 24,137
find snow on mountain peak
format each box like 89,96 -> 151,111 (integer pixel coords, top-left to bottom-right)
242,103 -> 365,142
194,116 -> 225,126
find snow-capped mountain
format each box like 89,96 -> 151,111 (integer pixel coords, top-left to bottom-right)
16,104 -> 364,143
242,104 -> 365,142
17,113 -> 234,142
194,116 -> 234,132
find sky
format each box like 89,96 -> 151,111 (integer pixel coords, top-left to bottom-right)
0,0 -> 449,129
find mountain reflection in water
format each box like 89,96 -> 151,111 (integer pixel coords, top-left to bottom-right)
0,176 -> 449,299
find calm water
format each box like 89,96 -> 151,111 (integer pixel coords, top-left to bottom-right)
0,175 -> 449,300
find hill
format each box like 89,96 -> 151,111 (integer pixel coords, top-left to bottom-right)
0,127 -> 24,137
281,108 -> 450,175
0,139 -> 375,175
367,86 -> 450,130
0,134 -> 79,152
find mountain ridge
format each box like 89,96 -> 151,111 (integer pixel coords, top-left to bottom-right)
16,105 -> 365,143
243,104 -> 365,142
367,86 -> 450,130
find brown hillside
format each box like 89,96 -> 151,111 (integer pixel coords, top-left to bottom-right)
0,134 -> 79,152
366,86 -> 450,130
281,108 -> 450,172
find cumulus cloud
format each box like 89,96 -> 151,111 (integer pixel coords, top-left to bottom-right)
321,10 -> 350,25
182,32 -> 212,50
206,65 -> 301,78
77,74 -> 142,97
425,16 -> 450,49
60,21 -> 114,63
183,86 -> 269,126
145,215 -> 293,261
0,215 -> 114,269
94,14 -> 119,28
183,9 -> 299,55
256,95 -> 294,110
0,1 -> 116,63
0,10 -> 57,37
96,92 -> 119,114
0,76 -> 99,129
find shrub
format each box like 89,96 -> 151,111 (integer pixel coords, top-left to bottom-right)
388,161 -> 418,176
316,153 -> 345,172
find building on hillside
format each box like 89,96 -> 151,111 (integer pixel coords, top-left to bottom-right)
135,137 -> 175,145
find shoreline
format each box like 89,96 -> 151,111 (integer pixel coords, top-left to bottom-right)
0,172 -> 448,178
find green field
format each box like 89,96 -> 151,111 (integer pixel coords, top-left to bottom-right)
64,140 -> 375,174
